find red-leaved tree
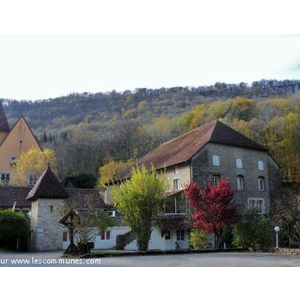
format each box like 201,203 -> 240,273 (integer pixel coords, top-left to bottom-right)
184,179 -> 240,249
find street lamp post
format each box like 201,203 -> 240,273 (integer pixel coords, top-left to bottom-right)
274,226 -> 280,250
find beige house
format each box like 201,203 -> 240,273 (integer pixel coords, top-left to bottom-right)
0,102 -> 42,184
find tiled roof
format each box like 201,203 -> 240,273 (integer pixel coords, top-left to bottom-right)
0,186 -> 104,209
26,166 -> 70,201
158,215 -> 190,231
118,119 -> 268,180
65,188 -> 105,208
0,166 -> 104,209
0,102 -> 10,132
0,186 -> 31,208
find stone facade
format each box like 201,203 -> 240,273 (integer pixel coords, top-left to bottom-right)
191,143 -> 281,212
161,163 -> 191,191
30,198 -> 65,251
158,143 -> 281,213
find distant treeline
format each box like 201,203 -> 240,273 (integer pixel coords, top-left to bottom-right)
1,79 -> 300,134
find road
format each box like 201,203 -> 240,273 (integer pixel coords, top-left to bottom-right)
1,250 -> 300,267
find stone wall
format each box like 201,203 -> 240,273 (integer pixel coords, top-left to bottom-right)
162,163 -> 191,191
275,248 -> 300,255
191,143 -> 282,211
31,198 -> 64,251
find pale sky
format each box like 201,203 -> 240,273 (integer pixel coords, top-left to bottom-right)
0,2 -> 299,101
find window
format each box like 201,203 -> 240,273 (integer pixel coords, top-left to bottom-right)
258,161 -> 264,171
213,155 -> 220,166
257,200 -> 263,212
63,232 -> 68,242
212,175 -> 220,187
0,173 -> 10,183
10,157 -> 17,165
48,205 -> 54,213
107,211 -> 116,217
173,178 -> 179,190
165,231 -> 171,240
177,230 -> 185,241
101,231 -> 111,240
28,173 -> 39,186
163,196 -> 187,214
258,177 -> 265,191
248,198 -> 265,214
237,176 -> 244,190
236,158 -> 243,168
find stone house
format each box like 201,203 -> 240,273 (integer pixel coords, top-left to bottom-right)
105,119 -> 282,250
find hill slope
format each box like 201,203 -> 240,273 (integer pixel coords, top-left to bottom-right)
1,79 -> 300,135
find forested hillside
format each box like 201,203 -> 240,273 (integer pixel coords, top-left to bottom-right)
2,79 -> 300,134
2,79 -> 300,185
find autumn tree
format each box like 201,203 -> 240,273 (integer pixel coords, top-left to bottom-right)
50,126 -> 107,181
110,164 -> 167,251
108,120 -> 154,161
184,180 -> 240,249
271,195 -> 300,247
98,156 -> 135,189
147,116 -> 185,146
12,147 -> 57,186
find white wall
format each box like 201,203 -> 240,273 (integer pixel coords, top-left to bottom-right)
124,228 -> 190,251
63,226 -> 132,250
62,226 -> 190,251
31,199 -> 64,251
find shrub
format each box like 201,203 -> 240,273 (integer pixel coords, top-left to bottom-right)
0,210 -> 30,251
232,207 -> 274,248
189,229 -> 210,250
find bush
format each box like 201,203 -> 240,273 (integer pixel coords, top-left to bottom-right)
232,207 -> 274,248
63,172 -> 97,188
0,210 -> 30,251
189,229 -> 210,250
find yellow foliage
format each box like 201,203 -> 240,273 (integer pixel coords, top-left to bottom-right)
99,157 -> 135,188
12,147 -> 57,186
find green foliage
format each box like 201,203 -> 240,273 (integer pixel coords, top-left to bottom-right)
98,213 -> 114,233
63,172 -> 97,188
189,230 -> 210,250
111,164 -> 167,251
271,195 -> 300,247
221,225 -> 234,249
0,210 -> 30,250
232,207 -> 274,248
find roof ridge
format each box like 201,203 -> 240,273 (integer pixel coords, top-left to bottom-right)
0,115 -> 43,149
26,166 -> 69,201
207,119 -> 218,142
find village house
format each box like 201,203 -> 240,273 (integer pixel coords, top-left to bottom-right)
105,119 -> 282,250
0,102 -> 42,185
